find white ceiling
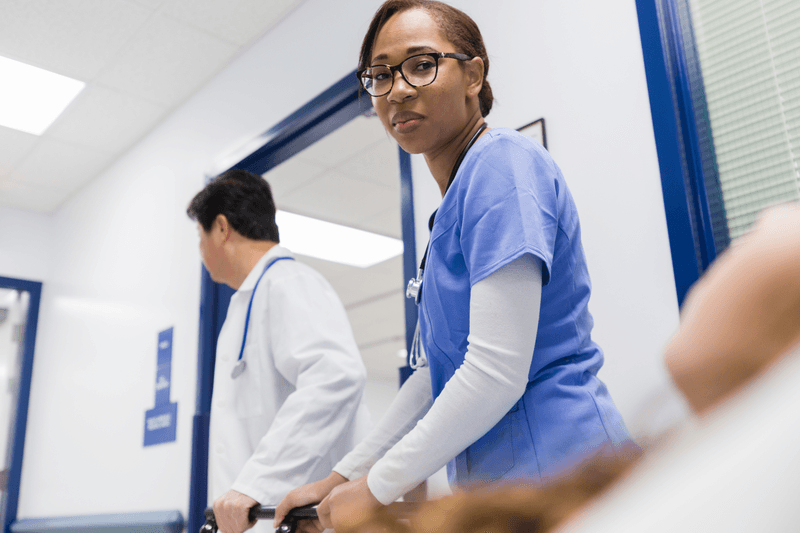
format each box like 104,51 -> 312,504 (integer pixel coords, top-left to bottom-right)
0,0 -> 410,382
0,0 -> 305,212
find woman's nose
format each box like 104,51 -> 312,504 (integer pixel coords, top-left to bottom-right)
387,70 -> 416,103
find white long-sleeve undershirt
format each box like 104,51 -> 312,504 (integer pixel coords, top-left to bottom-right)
333,254 -> 543,504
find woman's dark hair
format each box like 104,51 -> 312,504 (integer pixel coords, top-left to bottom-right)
187,169 -> 280,242
359,0 -> 493,117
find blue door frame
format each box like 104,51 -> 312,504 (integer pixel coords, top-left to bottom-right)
188,71 -> 418,533
635,0 -> 726,305
0,277 -> 42,533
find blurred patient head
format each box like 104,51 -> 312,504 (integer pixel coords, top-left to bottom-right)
664,203 -> 800,413
187,169 -> 280,287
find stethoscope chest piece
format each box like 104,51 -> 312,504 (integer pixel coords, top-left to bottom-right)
231,359 -> 247,379
406,269 -> 423,304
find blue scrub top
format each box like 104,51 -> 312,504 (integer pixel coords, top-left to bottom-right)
418,128 -> 632,486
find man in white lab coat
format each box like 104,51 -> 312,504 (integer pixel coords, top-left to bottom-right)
187,169 -> 372,533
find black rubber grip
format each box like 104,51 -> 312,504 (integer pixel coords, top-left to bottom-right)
203,505 -> 316,523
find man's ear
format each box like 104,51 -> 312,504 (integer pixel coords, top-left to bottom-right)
465,56 -> 485,99
213,214 -> 231,241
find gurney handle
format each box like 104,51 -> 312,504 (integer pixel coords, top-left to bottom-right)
202,503 -> 417,533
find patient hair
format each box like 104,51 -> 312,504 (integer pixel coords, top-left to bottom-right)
344,446 -> 642,533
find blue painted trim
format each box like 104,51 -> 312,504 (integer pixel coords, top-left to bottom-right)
398,148 -> 417,385
11,511 -> 184,533
0,276 -> 42,533
231,72 -> 371,177
187,266 -> 218,533
635,0 -> 713,305
191,70 -> 374,530
674,0 -> 730,253
659,0 -> 717,268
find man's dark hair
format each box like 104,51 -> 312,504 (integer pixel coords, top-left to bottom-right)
187,169 -> 280,242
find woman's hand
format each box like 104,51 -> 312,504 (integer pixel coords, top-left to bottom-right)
274,472 -> 348,532
317,476 -> 382,531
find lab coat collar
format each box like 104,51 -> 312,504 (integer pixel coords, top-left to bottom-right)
236,244 -> 295,293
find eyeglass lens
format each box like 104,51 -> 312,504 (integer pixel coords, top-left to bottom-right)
362,55 -> 438,96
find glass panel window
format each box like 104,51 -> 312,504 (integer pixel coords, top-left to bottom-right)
688,0 -> 800,240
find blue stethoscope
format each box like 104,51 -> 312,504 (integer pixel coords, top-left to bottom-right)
405,123 -> 488,368
231,255 -> 294,379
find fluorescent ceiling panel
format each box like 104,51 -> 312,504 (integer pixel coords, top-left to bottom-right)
276,210 -> 403,268
0,56 -> 85,135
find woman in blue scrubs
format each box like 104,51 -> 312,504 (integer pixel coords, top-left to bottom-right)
275,2 -> 633,530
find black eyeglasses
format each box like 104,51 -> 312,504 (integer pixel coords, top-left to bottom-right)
357,52 -> 472,97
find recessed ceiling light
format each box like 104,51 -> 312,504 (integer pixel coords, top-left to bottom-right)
276,210 -> 403,268
0,56 -> 85,136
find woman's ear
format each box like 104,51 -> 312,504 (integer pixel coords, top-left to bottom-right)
465,56 -> 485,98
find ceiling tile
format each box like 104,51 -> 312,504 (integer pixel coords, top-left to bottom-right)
364,254 -> 404,281
0,180 -> 69,213
361,339 -> 406,381
263,156 -> 326,200
348,290 -> 405,330
297,115 -> 389,169
278,169 -> 385,227
162,0 -> 303,46
126,0 -> 170,8
353,323 -> 405,357
358,205 -> 402,239
293,255 -> 361,284
338,139 -> 401,188
332,257 -> 405,308
0,126 -> 38,177
0,0 -> 153,80
339,115 -> 393,149
46,84 -> 168,154
95,13 -> 239,105
353,183 -> 401,230
339,279 -> 405,311
11,138 -> 114,193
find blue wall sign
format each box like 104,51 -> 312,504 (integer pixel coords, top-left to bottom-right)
144,327 -> 178,447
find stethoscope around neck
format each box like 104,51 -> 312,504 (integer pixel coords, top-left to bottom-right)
405,122 -> 488,305
231,255 -> 294,379
405,122 -> 487,368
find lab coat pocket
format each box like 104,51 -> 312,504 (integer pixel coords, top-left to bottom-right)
465,406 -> 518,481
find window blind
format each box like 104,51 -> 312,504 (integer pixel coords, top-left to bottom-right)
688,0 -> 800,239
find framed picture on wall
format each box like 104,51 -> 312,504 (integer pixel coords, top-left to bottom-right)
518,118 -> 547,150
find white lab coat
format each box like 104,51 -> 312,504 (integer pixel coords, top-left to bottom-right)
208,246 -> 371,522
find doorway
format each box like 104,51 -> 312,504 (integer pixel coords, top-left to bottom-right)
0,276 -> 42,533
187,71 -> 418,533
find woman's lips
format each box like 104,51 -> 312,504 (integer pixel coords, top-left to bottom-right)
392,112 -> 424,133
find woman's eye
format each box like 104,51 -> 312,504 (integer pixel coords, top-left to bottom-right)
373,71 -> 391,81
415,60 -> 435,71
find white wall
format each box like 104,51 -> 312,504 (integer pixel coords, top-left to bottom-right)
0,206 -> 52,282
14,0 -> 686,521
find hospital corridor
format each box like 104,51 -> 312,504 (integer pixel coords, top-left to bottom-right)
1,0 -> 799,532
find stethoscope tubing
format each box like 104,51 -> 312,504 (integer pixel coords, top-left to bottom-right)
232,255 -> 294,378
406,122 -> 489,305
